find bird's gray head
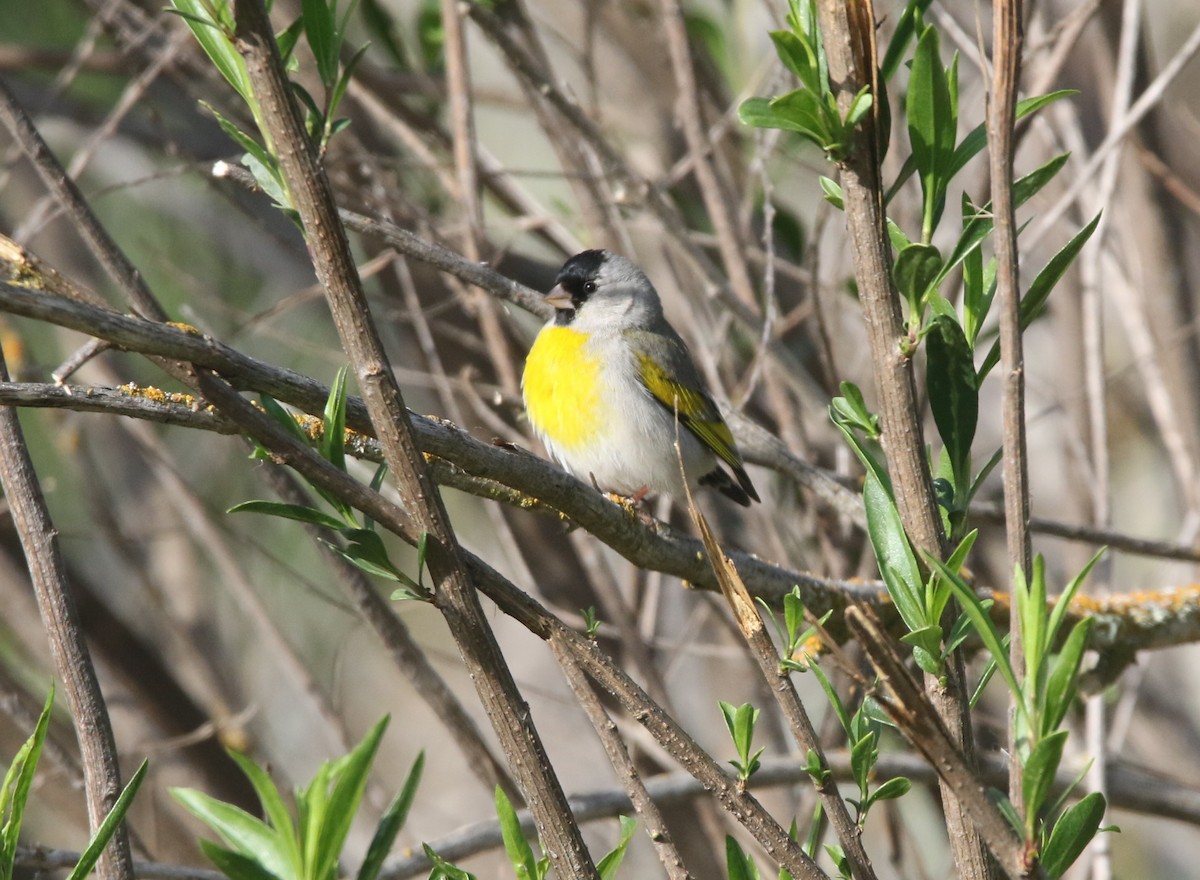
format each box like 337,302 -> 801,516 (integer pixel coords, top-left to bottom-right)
544,250 -> 664,330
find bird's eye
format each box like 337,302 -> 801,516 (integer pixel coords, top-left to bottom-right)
583,281 -> 597,294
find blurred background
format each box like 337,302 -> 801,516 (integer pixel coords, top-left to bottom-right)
1,0 -> 1200,876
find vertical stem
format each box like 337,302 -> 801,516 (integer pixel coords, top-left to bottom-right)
0,346 -> 133,880
439,0 -> 518,394
988,0 -> 1031,818
814,3 -> 995,877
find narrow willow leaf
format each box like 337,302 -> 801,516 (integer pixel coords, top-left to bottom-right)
1023,730 -> 1069,831
1040,792 -> 1107,877
926,314 -> 978,496
1047,548 -> 1105,646
725,835 -> 759,880
314,718 -> 391,880
1043,618 -> 1093,735
596,816 -> 638,880
932,558 -> 1023,714
66,761 -> 150,880
302,0 -> 339,87
496,787 -> 539,879
228,500 -> 345,530
357,752 -> 424,880
880,0 -> 934,81
1,688 -> 54,866
864,472 -> 927,632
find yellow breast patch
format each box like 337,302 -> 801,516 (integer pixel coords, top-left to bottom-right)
523,327 -> 604,451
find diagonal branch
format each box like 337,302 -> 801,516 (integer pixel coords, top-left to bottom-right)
228,2 -> 598,874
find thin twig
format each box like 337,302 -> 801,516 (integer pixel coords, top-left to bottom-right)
693,507 -> 876,880
550,638 -> 695,880
988,0 -> 1031,820
0,344 -> 134,880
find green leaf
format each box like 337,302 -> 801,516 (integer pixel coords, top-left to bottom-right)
931,557 -> 1024,715
204,104 -> 271,170
228,500 -> 347,530
328,44 -> 369,131
907,25 -> 956,237
259,394 -> 310,443
276,16 -> 306,67
322,366 -> 349,472
864,470 -> 927,633
1041,792 -> 1107,877
893,242 -> 943,313
725,835 -> 759,880
978,212 -> 1102,379
925,314 -> 978,497
738,96 -> 829,146
172,789 -> 294,880
66,760 -> 150,880
808,662 -> 851,737
995,792 -> 1024,839
358,752 -> 423,880
225,751 -> 300,870
845,86 -> 874,127
870,776 -> 911,803
302,0 -> 340,87
770,30 -> 821,93
171,0 -> 255,106
423,844 -> 478,880
1,687 -> 54,870
1043,618 -> 1092,735
1016,558 -> 1047,695
596,816 -> 637,880
849,733 -> 877,790
1047,548 -> 1104,648
1022,729 -> 1068,827
312,717 -> 390,880
880,0 -> 933,81
819,175 -> 844,209
496,787 -> 539,879
937,153 -> 1072,291
197,841 -> 281,880
901,624 -> 944,675
830,381 -> 879,437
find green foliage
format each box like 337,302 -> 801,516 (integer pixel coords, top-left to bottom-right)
229,367 -> 431,599
719,701 -> 765,786
1,688 -> 148,880
580,606 -> 601,639
171,0 -> 368,211
738,0 -> 871,159
906,24 -> 957,241
758,585 -> 831,673
174,717 -> 420,880
495,787 -> 549,880
930,551 -> 1109,866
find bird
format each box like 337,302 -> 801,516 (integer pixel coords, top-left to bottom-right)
522,249 -> 760,507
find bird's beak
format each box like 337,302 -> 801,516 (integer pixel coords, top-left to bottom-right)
544,284 -> 574,311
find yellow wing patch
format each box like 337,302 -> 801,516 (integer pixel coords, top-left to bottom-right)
635,352 -> 742,470
522,327 -> 604,451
